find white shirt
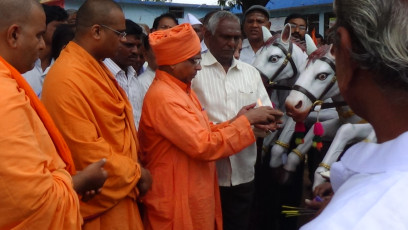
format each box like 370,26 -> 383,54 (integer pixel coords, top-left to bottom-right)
239,38 -> 263,65
201,40 -> 208,54
104,58 -> 148,129
192,51 -> 272,186
301,131 -> 408,230
22,58 -> 54,98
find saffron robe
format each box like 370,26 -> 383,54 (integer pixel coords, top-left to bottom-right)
42,42 -> 143,230
0,59 -> 81,229
139,70 -> 256,230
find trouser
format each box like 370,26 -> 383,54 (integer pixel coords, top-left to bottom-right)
219,180 -> 255,230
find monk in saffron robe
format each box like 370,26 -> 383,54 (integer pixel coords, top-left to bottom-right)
42,1 -> 151,229
0,1 -> 107,229
139,23 -> 283,230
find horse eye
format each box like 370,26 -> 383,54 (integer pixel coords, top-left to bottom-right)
268,55 -> 280,63
316,73 -> 328,81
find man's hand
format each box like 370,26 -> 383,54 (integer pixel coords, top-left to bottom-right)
137,167 -> 152,197
72,158 -> 108,201
243,106 -> 283,126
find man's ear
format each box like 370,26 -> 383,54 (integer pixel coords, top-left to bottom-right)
90,24 -> 102,40
7,24 -> 20,48
204,30 -> 211,44
266,21 -> 271,30
335,26 -> 358,92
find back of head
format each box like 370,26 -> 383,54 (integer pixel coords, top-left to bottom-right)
76,0 -> 122,33
207,11 -> 240,35
42,4 -> 68,25
51,23 -> 76,59
333,0 -> 408,90
152,13 -> 178,31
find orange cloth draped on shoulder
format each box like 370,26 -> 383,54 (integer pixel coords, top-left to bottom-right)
0,56 -> 76,174
0,57 -> 81,229
41,41 -> 143,230
139,70 -> 256,230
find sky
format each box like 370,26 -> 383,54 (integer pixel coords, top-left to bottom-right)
171,0 -> 219,5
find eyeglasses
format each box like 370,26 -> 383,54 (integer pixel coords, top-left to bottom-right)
100,24 -> 127,39
187,58 -> 201,66
289,23 -> 307,31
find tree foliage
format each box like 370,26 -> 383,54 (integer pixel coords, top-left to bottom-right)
218,0 -> 270,13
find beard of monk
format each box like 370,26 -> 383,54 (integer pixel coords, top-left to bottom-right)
0,0 -> 46,73
73,0 -> 126,61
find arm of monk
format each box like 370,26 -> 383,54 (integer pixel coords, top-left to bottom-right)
154,100 -> 256,161
0,79 -> 80,229
41,83 -> 142,216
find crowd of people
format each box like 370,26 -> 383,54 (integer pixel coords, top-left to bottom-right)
1,0 -> 408,229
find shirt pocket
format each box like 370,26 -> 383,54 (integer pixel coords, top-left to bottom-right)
238,86 -> 257,105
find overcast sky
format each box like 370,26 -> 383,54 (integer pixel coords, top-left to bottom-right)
172,0 -> 219,5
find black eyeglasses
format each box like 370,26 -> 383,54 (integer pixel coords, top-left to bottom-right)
187,58 -> 201,66
100,24 -> 127,39
289,23 -> 307,31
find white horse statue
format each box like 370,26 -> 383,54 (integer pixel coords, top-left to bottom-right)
252,24 -> 308,162
284,38 -> 376,189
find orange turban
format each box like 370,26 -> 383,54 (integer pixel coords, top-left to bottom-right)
149,23 -> 201,66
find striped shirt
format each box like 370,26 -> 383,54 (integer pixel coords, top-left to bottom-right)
192,51 -> 272,186
104,58 -> 147,129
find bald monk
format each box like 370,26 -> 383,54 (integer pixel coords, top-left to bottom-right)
139,23 -> 283,230
41,0 -> 151,229
0,0 -> 107,229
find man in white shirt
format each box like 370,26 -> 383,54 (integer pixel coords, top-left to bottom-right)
23,4 -> 67,97
104,19 -> 146,129
192,11 -> 277,230
301,0 -> 408,229
240,5 -> 271,65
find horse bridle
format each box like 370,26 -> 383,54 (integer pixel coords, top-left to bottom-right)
292,57 -> 346,110
267,41 -> 298,85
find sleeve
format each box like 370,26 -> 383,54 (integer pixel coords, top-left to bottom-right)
41,76 -> 141,216
153,95 -> 256,161
0,77 -> 80,229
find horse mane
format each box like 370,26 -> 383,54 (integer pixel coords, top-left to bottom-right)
307,44 -> 332,66
264,33 -> 306,52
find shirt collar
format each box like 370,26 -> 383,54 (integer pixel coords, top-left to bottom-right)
201,51 -> 242,71
104,58 -> 136,77
242,38 -> 251,49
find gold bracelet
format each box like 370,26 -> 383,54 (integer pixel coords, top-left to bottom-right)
275,140 -> 290,149
319,162 -> 331,171
292,149 -> 304,161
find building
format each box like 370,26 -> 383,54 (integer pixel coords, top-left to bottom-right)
64,0 -> 226,28
231,0 -> 334,39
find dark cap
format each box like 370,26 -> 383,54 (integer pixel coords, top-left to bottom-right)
244,5 -> 270,19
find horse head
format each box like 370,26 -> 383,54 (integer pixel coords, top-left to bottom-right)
253,24 -> 308,84
285,37 -> 338,122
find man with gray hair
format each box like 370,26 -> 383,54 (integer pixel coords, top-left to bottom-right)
192,11 -> 278,230
301,0 -> 408,229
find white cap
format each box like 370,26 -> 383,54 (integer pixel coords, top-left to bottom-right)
184,13 -> 202,25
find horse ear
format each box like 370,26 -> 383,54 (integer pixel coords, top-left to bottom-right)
262,26 -> 273,42
305,34 -> 318,55
281,23 -> 291,44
